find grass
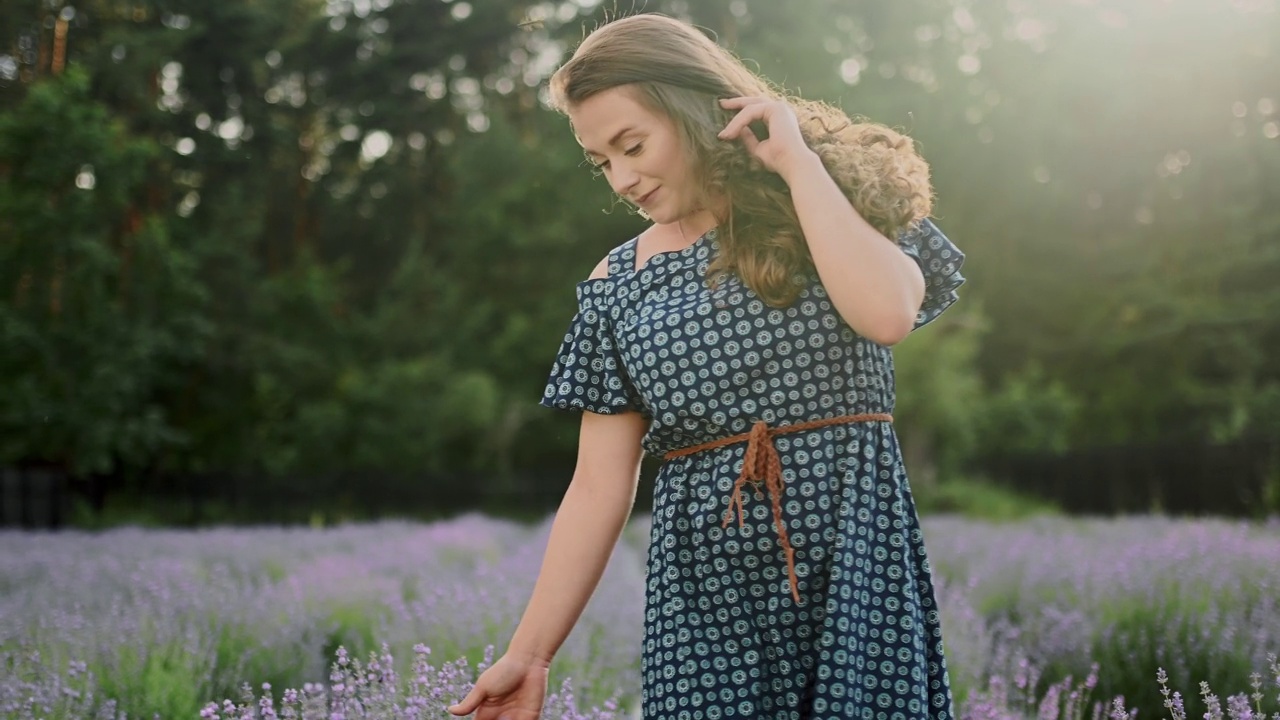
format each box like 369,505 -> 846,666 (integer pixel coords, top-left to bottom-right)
913,476 -> 1063,521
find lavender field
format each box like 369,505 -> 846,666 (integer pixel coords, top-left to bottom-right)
3,514 -> 1279,720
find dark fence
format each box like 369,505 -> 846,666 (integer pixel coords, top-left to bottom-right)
0,459 -> 665,529
1,466 -> 72,529
979,433 -> 1280,516
102,466 -> 590,526
5,435 -> 1277,528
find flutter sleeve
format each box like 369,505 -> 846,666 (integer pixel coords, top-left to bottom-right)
540,280 -> 647,415
897,218 -> 967,330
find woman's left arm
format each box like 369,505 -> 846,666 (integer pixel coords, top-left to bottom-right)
719,97 -> 925,346
781,151 -> 925,346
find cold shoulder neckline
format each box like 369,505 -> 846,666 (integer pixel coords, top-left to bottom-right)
574,226 -> 720,295
623,226 -> 719,278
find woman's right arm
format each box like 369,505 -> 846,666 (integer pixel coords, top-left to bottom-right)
505,408 -> 648,664
448,408 -> 647,718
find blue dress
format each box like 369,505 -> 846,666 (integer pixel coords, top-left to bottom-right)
541,219 -> 965,720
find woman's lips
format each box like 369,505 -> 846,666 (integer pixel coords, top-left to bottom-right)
636,187 -> 659,206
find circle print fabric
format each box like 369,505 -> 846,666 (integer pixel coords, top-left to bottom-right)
542,219 -> 965,719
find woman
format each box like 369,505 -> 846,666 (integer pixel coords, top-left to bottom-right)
449,12 -> 963,720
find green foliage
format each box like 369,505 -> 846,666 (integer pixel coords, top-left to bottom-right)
976,363 -> 1082,458
1036,592 -> 1266,720
94,641 -> 212,720
895,303 -> 1081,482
0,67 -> 209,476
894,303 -> 988,482
0,0 -> 1276,512
913,477 -> 1062,521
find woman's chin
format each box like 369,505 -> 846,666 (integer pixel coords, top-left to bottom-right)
645,207 -> 688,226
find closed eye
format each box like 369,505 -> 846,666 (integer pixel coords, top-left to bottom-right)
584,143 -> 642,176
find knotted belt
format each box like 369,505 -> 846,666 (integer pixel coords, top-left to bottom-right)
663,413 -> 893,605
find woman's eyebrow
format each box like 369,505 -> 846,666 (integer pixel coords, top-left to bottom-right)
583,126 -> 640,157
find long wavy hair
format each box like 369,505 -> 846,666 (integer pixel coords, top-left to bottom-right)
548,13 -> 934,307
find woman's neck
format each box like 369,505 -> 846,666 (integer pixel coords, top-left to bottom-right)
675,208 -> 721,245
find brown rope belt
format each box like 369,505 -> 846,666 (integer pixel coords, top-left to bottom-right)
662,413 -> 893,605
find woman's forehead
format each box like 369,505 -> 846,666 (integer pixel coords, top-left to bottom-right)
569,88 -> 660,151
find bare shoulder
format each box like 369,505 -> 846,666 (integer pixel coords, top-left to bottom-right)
588,254 -> 611,281
583,228 -> 667,282
585,230 -> 646,281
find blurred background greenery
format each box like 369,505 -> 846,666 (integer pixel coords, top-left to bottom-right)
1,0 -> 1277,527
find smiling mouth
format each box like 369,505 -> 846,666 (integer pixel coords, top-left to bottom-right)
636,188 -> 658,205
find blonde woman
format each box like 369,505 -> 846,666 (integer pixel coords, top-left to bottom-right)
450,12 -> 964,720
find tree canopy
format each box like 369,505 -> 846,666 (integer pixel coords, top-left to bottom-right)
2,0 -> 1277,511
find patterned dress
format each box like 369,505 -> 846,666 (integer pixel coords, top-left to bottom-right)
541,219 -> 965,720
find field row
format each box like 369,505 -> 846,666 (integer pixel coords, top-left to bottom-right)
3,514 -> 1279,718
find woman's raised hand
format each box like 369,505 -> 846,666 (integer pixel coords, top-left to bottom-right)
718,96 -> 814,181
447,653 -> 550,720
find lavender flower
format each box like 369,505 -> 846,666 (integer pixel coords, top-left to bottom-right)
4,514 -> 1279,719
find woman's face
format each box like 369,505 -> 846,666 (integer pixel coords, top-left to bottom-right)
568,86 -> 708,227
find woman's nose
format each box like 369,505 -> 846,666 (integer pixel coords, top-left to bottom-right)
608,161 -> 640,196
